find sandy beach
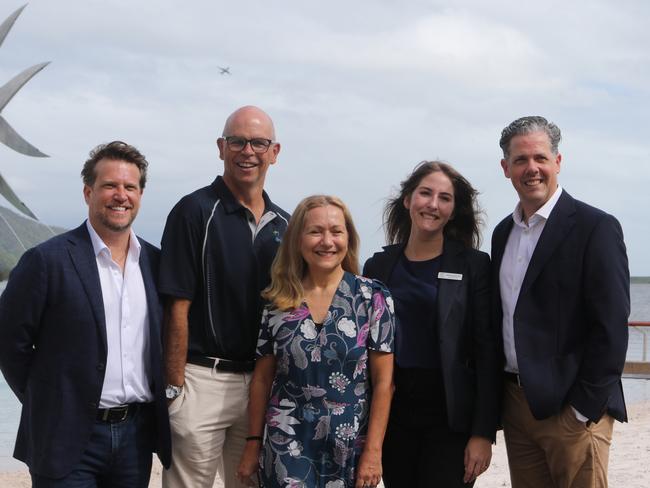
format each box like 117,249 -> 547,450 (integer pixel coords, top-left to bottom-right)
0,400 -> 648,488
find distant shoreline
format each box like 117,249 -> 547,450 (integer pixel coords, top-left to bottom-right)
632,276 -> 650,284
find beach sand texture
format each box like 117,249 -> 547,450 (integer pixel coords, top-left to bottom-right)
0,400 -> 648,488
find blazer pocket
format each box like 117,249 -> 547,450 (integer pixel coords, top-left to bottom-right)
24,377 -> 63,450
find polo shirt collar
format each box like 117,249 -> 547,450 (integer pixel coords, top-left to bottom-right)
211,175 -> 274,215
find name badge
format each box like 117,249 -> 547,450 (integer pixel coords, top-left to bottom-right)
438,272 -> 463,281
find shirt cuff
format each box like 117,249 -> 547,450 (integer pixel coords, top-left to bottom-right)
571,406 -> 589,423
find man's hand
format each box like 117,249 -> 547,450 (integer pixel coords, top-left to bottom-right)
464,435 -> 492,483
236,442 -> 261,487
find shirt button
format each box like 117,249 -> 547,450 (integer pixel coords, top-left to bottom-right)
96,363 -> 105,371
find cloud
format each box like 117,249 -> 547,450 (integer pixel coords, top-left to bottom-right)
0,0 -> 648,274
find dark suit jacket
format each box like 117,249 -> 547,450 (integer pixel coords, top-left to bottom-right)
0,223 -> 171,478
363,239 -> 500,441
491,190 -> 630,422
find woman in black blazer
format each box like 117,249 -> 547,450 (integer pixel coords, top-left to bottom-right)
363,161 -> 500,487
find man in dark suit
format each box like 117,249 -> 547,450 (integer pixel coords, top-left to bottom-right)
491,116 -> 630,487
0,141 -> 171,487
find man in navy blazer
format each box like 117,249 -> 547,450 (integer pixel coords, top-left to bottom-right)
0,141 -> 171,486
491,116 -> 629,487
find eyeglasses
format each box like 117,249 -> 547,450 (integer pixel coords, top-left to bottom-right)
223,136 -> 275,154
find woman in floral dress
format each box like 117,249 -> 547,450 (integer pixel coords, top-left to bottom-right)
237,195 -> 395,488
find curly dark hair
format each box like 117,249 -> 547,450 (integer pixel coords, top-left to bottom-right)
384,161 -> 483,249
81,141 -> 148,189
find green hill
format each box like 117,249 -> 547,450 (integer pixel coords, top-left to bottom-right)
0,205 -> 66,280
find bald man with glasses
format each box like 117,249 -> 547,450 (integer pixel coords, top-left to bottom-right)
159,106 -> 290,488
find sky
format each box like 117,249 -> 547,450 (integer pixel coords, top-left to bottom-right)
0,0 -> 649,274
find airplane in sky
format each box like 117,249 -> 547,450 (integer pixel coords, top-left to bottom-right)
218,66 -> 231,75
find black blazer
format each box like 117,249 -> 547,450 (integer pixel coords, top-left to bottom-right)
491,190 -> 630,422
0,223 -> 171,478
363,239 -> 500,441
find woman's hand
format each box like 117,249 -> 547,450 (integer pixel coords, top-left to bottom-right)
463,435 -> 492,483
236,442 -> 261,487
355,448 -> 382,488
237,355 -> 276,486
354,350 -> 393,488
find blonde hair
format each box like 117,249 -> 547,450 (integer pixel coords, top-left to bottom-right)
263,195 -> 360,310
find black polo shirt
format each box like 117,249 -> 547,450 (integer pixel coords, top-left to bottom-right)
159,176 -> 289,361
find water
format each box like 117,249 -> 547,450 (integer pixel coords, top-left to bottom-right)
0,282 -> 648,470
630,282 -> 650,322
0,380 -> 21,470
0,282 -> 22,469
625,283 -> 650,362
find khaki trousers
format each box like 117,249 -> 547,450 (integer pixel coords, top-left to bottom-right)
502,381 -> 614,488
162,363 -> 252,488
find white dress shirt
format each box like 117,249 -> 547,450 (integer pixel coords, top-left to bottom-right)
86,221 -> 153,408
499,186 -> 563,373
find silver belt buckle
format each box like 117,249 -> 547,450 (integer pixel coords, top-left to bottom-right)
117,405 -> 129,421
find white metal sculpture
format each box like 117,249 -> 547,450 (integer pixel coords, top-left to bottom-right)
0,4 -> 49,219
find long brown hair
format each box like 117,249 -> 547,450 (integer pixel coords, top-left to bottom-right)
263,195 -> 360,310
384,161 -> 483,248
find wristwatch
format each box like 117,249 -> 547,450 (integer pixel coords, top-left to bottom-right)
165,384 -> 183,400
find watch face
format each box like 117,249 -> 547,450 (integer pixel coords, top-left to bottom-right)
166,385 -> 181,399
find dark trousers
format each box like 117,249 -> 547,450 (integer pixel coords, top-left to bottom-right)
382,367 -> 473,488
31,405 -> 155,488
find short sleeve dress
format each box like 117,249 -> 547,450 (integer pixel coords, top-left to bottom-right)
256,272 -> 395,488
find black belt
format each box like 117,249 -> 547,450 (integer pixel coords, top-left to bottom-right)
187,354 -> 255,373
97,403 -> 149,423
504,371 -> 523,387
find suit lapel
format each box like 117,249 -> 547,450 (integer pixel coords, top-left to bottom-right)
138,242 -> 163,386
520,191 -> 576,296
67,223 -> 107,352
372,244 -> 404,284
138,243 -> 160,340
492,218 -> 513,274
437,240 -> 464,328
491,217 -> 514,310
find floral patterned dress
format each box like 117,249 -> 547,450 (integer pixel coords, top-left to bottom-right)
256,272 -> 395,488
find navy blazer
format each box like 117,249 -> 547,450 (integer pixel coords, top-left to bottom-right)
491,190 -> 630,422
0,223 -> 171,478
363,239 -> 500,441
